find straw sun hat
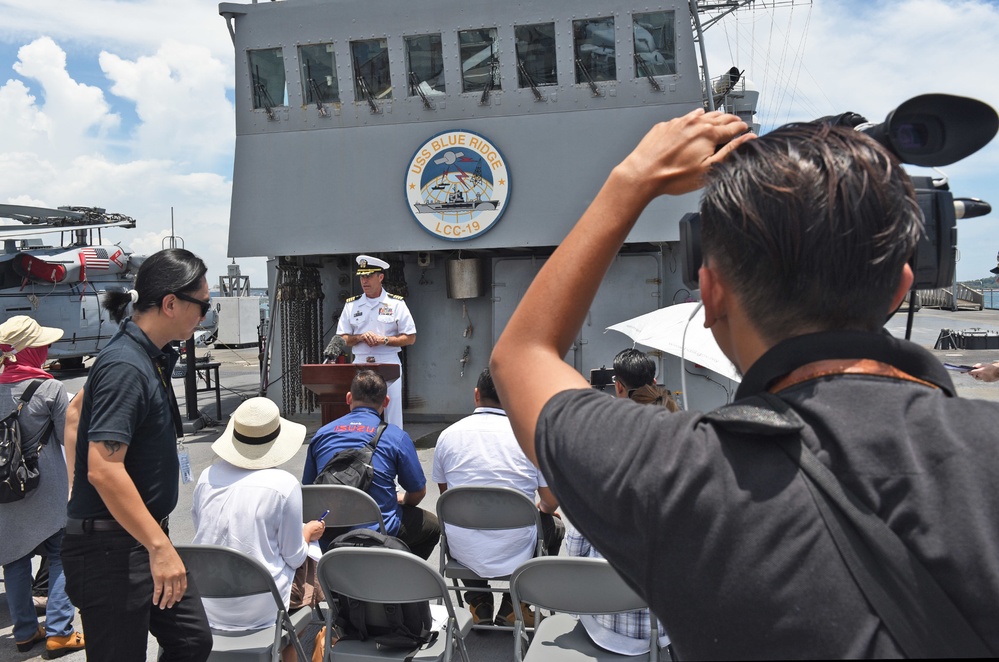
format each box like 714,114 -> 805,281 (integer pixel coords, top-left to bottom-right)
211,397 -> 305,470
0,315 -> 64,361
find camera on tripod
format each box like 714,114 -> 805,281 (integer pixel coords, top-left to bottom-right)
680,94 -> 999,291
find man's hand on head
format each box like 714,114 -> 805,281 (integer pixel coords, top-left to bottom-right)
492,110 -> 752,467
614,108 -> 754,201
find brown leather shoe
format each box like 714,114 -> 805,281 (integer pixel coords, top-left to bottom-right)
45,631 -> 85,659
16,625 -> 45,652
494,598 -> 534,628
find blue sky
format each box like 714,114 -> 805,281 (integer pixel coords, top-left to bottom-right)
0,0 -> 997,285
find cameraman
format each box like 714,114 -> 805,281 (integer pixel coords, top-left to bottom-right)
491,109 -> 998,657
612,348 -> 678,410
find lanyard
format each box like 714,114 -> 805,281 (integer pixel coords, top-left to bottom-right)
152,357 -> 185,438
474,409 -> 507,417
769,358 -> 938,394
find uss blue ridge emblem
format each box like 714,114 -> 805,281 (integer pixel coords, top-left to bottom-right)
405,129 -> 510,241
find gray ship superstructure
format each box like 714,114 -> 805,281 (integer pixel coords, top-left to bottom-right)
219,0 -> 764,416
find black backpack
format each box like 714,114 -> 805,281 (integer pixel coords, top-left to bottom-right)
313,422 -> 387,492
0,380 -> 52,504
330,528 -> 437,649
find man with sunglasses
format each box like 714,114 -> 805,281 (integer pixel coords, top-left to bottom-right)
63,248 -> 213,661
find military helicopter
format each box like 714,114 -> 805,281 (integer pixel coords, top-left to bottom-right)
0,203 -> 218,370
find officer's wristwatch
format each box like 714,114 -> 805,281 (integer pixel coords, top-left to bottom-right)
382,336 -> 390,345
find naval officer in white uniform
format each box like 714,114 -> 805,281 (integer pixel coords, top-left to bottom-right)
336,255 -> 416,428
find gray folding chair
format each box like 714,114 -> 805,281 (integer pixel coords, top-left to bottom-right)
316,547 -> 472,662
302,484 -> 388,534
174,544 -> 313,662
509,556 -> 661,662
435,486 -> 544,630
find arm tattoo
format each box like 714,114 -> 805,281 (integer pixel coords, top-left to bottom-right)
102,440 -> 124,456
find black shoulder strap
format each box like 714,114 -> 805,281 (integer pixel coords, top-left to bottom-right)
17,380 -> 54,449
344,596 -> 369,639
367,422 -> 388,452
754,393 -> 991,657
18,379 -> 45,406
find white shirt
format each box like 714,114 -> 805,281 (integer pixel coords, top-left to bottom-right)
336,288 -> 416,363
431,407 -> 546,577
192,461 -> 308,631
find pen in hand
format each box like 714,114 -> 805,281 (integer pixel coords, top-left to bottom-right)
319,509 -> 330,522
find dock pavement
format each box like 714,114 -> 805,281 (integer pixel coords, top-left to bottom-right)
5,305 -> 999,661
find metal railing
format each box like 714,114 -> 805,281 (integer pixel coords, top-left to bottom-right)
980,288 -> 999,310
916,284 -> 985,311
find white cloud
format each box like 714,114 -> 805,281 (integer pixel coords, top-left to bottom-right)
0,37 -> 119,158
100,40 -> 235,170
0,0 -> 234,65
0,80 -> 50,152
0,24 -> 261,285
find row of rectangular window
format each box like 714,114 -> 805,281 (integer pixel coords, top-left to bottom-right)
249,12 -> 676,111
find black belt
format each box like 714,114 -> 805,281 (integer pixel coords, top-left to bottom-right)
66,516 -> 169,535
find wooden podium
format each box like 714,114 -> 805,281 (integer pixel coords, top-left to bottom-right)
301,363 -> 400,425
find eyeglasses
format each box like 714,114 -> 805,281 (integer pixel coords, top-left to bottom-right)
173,291 -> 211,317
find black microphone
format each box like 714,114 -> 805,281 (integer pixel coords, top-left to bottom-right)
323,334 -> 346,363
954,197 -> 991,219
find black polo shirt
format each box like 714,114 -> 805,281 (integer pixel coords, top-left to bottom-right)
68,319 -> 182,521
538,330 -> 999,658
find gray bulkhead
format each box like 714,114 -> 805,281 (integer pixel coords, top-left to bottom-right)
220,0 -> 738,418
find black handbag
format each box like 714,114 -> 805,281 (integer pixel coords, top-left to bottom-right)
0,380 -> 52,503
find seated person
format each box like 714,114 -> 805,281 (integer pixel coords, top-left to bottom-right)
565,525 -> 671,656
192,397 -> 325,662
565,348 -> 672,655
431,368 -> 564,627
612,348 -> 679,410
302,369 -> 440,560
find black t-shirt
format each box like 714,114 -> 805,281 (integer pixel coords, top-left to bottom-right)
537,330 -> 999,659
68,319 -> 182,521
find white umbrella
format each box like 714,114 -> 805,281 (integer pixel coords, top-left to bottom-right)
606,301 -> 741,383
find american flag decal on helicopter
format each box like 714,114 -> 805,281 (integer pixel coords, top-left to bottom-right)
79,247 -> 124,271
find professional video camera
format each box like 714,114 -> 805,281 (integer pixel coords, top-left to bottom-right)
679,94 -> 999,291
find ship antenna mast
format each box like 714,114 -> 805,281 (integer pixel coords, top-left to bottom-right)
689,0 -> 716,111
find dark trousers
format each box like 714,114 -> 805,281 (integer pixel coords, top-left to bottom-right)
31,549 -> 49,596
463,512 -> 565,606
395,504 -> 441,561
62,530 -> 212,662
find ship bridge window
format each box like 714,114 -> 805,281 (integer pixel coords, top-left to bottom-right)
515,23 -> 557,88
573,17 -> 617,84
299,43 -> 340,105
351,38 -> 392,103
248,48 -> 288,110
633,12 -> 676,77
459,28 -> 501,93
405,34 -> 446,98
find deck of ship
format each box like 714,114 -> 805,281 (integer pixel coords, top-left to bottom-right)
6,304 -> 999,660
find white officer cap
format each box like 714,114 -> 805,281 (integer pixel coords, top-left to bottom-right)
356,255 -> 390,276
